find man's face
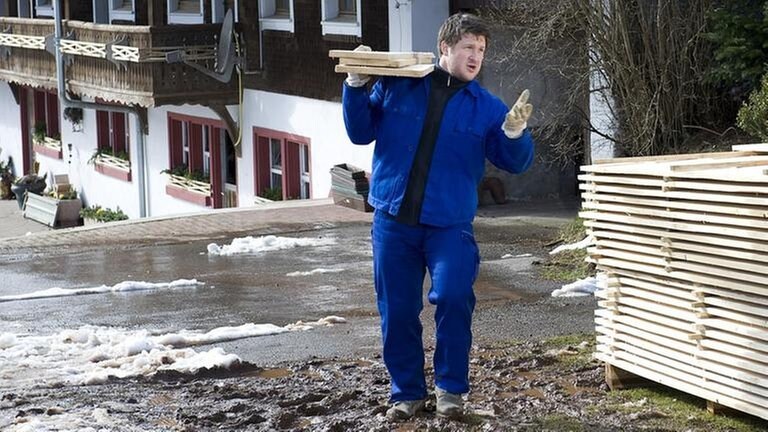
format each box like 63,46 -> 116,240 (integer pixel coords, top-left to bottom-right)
439,33 -> 486,82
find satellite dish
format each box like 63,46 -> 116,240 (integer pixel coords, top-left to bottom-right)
166,9 -> 239,83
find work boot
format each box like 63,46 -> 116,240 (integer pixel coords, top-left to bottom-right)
385,399 -> 426,421
435,387 -> 463,418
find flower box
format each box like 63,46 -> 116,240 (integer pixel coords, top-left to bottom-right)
23,193 -> 82,228
33,137 -> 62,159
93,153 -> 132,182
165,173 -> 212,207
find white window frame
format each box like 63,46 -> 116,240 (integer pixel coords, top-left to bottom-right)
258,0 -> 294,32
109,0 -> 135,23
35,0 -> 53,17
202,125 -> 211,175
320,0 -> 361,37
182,121 -> 190,166
167,0 -> 204,25
269,138 -> 282,190
299,143 -> 310,199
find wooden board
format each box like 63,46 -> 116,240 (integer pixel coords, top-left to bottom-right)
339,57 -> 418,67
732,143 -> 768,152
329,49 -> 434,63
335,63 -> 434,78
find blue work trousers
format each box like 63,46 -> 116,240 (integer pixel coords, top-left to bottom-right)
371,210 -> 480,402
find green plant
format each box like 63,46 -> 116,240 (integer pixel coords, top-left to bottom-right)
63,107 -> 83,125
88,147 -> 130,164
79,205 -> 128,222
260,187 -> 283,201
161,164 -> 210,183
737,72 -> 768,140
33,121 -> 47,143
705,1 -> 768,97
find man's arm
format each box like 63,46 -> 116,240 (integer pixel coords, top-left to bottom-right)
485,90 -> 535,173
342,81 -> 382,145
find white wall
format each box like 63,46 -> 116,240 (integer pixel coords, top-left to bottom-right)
68,104 -> 142,218
589,65 -> 616,162
241,89 -> 373,206
0,83 -> 23,177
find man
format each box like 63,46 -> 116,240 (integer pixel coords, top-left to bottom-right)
342,13 -> 534,421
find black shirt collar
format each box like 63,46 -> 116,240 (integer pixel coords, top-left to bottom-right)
431,65 -> 468,89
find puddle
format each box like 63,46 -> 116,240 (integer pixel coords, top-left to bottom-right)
474,279 -> 524,301
256,368 -> 293,379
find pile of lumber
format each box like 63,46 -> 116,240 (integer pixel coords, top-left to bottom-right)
580,143 -> 768,420
329,50 -> 434,78
330,163 -> 372,212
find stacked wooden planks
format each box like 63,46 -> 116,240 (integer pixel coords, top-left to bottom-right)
580,143 -> 768,420
329,50 -> 434,78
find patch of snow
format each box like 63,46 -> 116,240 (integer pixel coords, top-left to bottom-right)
286,268 -> 344,277
551,276 -> 597,297
207,235 -> 336,256
0,279 -> 203,302
549,236 -> 594,255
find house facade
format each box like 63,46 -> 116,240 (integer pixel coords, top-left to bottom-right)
0,0 -> 578,221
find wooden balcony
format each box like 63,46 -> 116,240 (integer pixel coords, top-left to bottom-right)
0,17 -> 238,107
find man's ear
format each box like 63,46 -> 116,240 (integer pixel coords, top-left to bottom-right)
439,41 -> 448,57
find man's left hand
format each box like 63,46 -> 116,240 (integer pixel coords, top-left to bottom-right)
502,89 -> 533,139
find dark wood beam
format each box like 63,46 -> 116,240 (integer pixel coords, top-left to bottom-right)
208,103 -> 241,157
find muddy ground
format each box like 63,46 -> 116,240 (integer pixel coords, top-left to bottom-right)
6,335 -> 766,431
2,206 -> 767,431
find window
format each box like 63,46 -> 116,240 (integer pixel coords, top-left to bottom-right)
109,0 -> 135,23
259,0 -> 294,32
32,89 -> 59,141
321,0 -> 361,36
166,113 -> 226,207
95,110 -> 131,181
167,0 -> 203,24
167,114 -> 225,184
338,0 -> 355,16
30,89 -> 61,159
254,128 -> 311,201
34,0 -> 53,17
96,110 -> 129,157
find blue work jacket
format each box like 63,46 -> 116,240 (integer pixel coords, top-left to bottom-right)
342,76 -> 534,227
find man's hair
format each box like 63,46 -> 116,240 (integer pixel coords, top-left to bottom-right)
437,13 -> 490,55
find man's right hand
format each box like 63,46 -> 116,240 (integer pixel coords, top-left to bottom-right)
345,45 -> 372,87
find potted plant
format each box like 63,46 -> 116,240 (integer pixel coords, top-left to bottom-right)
80,205 -> 129,225
63,107 -> 83,128
10,172 -> 46,209
0,155 -> 13,200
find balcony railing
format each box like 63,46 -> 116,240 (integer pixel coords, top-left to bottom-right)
0,18 -> 238,107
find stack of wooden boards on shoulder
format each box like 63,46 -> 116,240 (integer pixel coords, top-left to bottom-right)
330,163 -> 372,212
581,143 -> 768,420
329,49 -> 434,78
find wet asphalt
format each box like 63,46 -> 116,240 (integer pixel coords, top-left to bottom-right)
0,201 -> 595,368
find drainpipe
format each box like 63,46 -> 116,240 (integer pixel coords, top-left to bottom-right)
53,0 -> 149,218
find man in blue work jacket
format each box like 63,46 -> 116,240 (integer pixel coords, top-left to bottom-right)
342,13 -> 534,421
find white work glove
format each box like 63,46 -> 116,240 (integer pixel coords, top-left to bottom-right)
502,89 -> 533,139
345,45 -> 372,88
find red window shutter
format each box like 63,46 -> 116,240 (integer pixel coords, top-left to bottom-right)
169,117 -> 183,168
96,111 -> 110,150
112,112 -> 127,155
254,135 -> 271,197
33,90 -> 46,127
284,140 -> 300,200
46,92 -> 59,137
189,123 -> 203,173
210,127 -> 222,208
